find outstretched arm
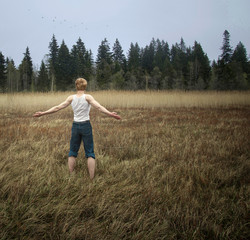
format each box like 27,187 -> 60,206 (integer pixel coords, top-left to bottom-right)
33,95 -> 73,117
85,94 -> 121,120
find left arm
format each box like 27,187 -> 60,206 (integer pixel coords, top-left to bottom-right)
33,95 -> 73,117
85,94 -> 121,120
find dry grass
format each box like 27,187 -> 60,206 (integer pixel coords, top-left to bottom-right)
0,91 -> 249,112
0,91 -> 249,239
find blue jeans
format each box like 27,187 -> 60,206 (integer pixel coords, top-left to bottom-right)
68,121 -> 95,159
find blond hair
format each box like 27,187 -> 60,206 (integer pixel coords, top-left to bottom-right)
75,78 -> 87,90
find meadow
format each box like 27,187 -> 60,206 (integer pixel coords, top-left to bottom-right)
0,91 -> 249,239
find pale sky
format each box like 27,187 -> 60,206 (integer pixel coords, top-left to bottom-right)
1,0 -> 249,67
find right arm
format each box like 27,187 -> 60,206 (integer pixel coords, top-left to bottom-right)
85,94 -> 121,120
33,95 -> 73,117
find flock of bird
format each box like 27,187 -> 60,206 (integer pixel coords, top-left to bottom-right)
27,9 -> 89,30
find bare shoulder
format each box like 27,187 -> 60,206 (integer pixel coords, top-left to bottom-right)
66,95 -> 74,103
85,94 -> 94,102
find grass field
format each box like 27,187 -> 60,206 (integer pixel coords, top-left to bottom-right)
0,91 -> 249,239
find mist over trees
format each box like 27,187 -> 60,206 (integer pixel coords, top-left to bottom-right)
0,30 -> 249,92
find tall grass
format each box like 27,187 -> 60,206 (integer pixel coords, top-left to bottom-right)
0,91 -> 249,112
0,91 -> 249,239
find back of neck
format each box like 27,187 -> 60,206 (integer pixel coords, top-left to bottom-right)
76,91 -> 85,97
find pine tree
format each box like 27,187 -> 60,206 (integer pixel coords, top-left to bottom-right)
112,38 -> 126,73
171,44 -> 184,89
127,43 -> 141,72
127,42 -> 143,89
141,39 -> 155,74
19,47 -> 33,91
71,37 -> 87,79
154,39 -> 170,73
232,42 -> 248,71
96,38 -> 112,65
71,45 -> 78,79
84,50 -> 94,80
96,38 -> 113,89
37,61 -> 50,91
210,61 -> 219,90
162,41 -> 170,61
0,52 -> 6,92
215,30 -> 234,89
56,40 -> 73,90
220,30 -> 233,64
163,58 -> 176,89
76,37 -> 86,56
48,34 -> 59,91
189,41 -> 211,89
230,61 -> 248,89
6,59 -> 18,92
178,38 -> 189,89
230,42 -> 249,89
49,35 -> 59,67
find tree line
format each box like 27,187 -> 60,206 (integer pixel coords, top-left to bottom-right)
0,30 -> 249,92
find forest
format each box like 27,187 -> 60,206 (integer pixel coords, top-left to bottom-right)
0,30 -> 249,92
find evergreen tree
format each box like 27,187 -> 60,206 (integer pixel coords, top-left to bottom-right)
96,60 -> 112,89
162,41 -> 170,61
71,45 -> 78,79
230,61 -> 248,89
141,39 -> 155,74
217,59 -> 234,90
84,50 -> 94,80
96,38 -> 112,65
159,41 -> 172,89
76,37 -> 86,56
214,30 -> 234,89
231,42 -> 248,71
170,43 -> 184,89
210,61 -> 220,90
0,52 -> 6,92
154,39 -> 170,73
127,42 -> 144,89
163,58 -> 176,89
179,37 -> 186,52
127,42 -> 141,72
6,59 -> 19,92
178,38 -> 190,88
71,37 -> 87,79
96,38 -> 113,89
154,39 -> 164,71
49,35 -> 59,68
230,42 -> 249,89
48,34 -> 59,91
37,61 -> 50,91
188,41 -> 211,89
19,47 -> 33,91
56,40 -> 73,90
112,38 -> 126,73
220,30 -> 233,64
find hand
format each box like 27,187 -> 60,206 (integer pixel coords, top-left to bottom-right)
33,112 -> 44,117
111,112 -> 121,120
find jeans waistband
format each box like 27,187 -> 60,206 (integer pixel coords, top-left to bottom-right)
73,120 -> 90,125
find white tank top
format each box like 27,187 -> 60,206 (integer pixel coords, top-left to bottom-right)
71,94 -> 91,122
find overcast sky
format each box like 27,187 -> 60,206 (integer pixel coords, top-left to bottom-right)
1,0 -> 249,67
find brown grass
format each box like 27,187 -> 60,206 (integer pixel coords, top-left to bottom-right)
0,91 -> 249,239
0,91 -> 249,111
